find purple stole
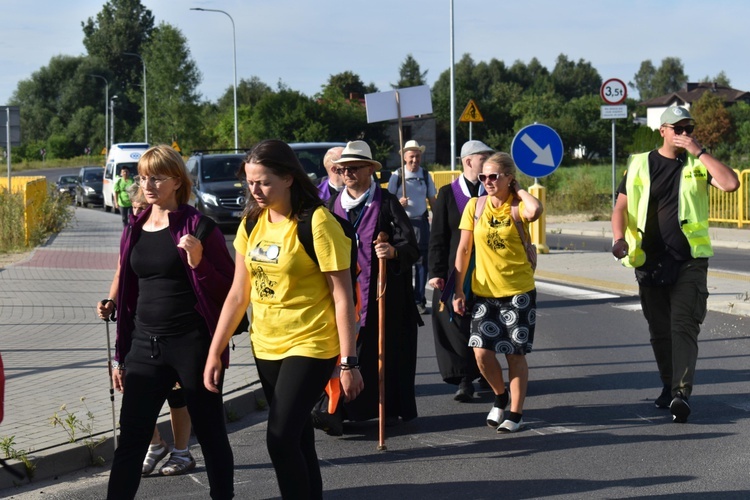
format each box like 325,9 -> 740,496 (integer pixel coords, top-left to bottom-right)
317,177 -> 332,202
451,175 -> 484,214
333,186 -> 382,326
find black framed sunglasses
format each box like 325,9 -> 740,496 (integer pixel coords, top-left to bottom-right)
333,165 -> 368,175
478,172 -> 510,183
666,124 -> 695,135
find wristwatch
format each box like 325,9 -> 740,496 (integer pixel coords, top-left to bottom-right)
111,360 -> 125,371
341,356 -> 358,367
696,148 -> 707,159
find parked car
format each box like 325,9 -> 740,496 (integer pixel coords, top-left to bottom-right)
103,143 -> 149,212
55,174 -> 78,200
75,166 -> 104,208
186,152 -> 246,228
187,143 -> 346,228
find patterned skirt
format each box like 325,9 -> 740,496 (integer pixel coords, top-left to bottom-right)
468,290 -> 536,355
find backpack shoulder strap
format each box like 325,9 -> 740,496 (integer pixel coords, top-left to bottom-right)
474,195 -> 487,224
510,197 -> 529,245
296,207 -> 318,265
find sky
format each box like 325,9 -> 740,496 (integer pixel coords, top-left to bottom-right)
2,0 -> 749,107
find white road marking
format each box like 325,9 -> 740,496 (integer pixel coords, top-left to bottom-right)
537,281 -> 619,300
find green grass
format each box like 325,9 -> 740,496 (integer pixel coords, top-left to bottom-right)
0,186 -> 74,253
5,155 -> 106,172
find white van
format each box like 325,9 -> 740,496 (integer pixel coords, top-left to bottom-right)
102,143 -> 149,212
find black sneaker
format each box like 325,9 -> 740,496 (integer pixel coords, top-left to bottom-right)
311,408 -> 344,436
454,379 -> 475,403
670,391 -> 691,423
655,385 -> 671,409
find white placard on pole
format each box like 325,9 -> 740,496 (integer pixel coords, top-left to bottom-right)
364,85 -> 433,123
601,105 -> 628,120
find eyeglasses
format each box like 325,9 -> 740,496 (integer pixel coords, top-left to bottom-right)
478,172 -> 510,183
333,165 -> 369,175
138,176 -> 175,187
665,124 -> 695,135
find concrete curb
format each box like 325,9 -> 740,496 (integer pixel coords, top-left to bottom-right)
0,382 -> 263,491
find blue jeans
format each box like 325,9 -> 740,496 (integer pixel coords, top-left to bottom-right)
410,216 -> 430,306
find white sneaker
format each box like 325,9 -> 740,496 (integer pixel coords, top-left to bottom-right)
497,418 -> 524,433
486,406 -> 505,427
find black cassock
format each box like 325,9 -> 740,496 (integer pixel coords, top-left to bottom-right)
331,188 -> 422,422
427,181 -> 481,385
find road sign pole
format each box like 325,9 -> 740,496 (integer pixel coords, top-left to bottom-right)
611,119 -> 616,207
469,122 -> 472,141
6,108 -> 10,192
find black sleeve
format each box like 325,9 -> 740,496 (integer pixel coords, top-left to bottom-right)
428,186 -> 451,279
381,190 -> 420,268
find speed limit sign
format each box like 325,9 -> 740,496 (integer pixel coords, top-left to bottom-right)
600,78 -> 627,105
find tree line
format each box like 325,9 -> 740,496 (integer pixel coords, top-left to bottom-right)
6,0 -> 749,168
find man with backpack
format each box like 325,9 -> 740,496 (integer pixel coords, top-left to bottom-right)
387,140 -> 437,315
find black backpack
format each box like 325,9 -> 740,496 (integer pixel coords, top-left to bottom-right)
244,206 -> 360,308
395,167 -> 430,189
194,216 -> 250,336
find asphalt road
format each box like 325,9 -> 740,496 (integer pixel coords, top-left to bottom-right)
7,284 -> 750,499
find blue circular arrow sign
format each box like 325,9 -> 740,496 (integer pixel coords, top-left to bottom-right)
511,123 -> 563,178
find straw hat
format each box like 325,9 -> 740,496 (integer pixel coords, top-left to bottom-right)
401,139 -> 426,154
332,140 -> 382,171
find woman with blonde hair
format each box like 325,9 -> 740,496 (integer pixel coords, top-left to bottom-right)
452,152 -> 542,433
97,144 -> 235,499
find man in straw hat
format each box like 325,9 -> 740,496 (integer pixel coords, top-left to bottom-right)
612,105 -> 739,423
323,140 -> 422,426
428,140 -> 494,402
386,139 -> 437,315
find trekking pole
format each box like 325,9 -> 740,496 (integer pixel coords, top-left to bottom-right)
375,232 -> 389,451
101,300 -> 118,451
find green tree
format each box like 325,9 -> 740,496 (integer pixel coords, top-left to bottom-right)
217,77 -> 273,111
82,0 -> 155,137
652,57 -> 688,96
321,71 -> 377,99
629,60 -> 656,100
141,22 -> 202,148
699,71 -> 731,87
550,54 -> 602,101
691,91 -> 732,150
392,54 -> 428,88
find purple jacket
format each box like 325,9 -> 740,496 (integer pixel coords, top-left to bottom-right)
114,204 -> 235,367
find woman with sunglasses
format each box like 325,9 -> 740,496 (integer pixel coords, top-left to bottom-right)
96,145 -> 235,499
452,152 -> 542,433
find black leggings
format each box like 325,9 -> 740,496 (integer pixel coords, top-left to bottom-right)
107,328 -> 234,500
256,355 -> 337,500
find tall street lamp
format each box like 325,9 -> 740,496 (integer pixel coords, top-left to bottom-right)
123,52 -> 148,143
89,74 -> 109,155
190,7 -> 238,150
110,95 -> 119,146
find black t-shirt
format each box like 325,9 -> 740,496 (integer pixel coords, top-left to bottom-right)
130,227 -> 203,336
617,150 -> 709,268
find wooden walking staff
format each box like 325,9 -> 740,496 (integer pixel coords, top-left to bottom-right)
395,91 -> 406,200
376,231 -> 389,451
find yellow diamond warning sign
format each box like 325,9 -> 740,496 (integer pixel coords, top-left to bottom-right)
459,99 -> 484,123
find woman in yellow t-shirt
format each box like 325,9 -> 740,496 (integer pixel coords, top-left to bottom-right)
203,139 -> 363,499
452,152 -> 542,434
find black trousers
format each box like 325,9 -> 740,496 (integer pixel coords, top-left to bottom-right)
256,355 -> 337,500
107,327 -> 234,499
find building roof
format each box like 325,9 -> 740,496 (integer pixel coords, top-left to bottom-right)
639,82 -> 750,107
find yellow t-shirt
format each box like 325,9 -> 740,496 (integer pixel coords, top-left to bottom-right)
234,207 -> 351,360
459,197 -> 535,298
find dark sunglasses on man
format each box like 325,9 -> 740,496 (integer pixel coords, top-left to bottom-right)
665,124 -> 695,135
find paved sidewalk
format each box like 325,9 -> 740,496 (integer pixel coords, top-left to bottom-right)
0,209 -> 748,489
0,208 -> 259,488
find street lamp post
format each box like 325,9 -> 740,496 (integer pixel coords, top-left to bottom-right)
123,52 -> 148,143
110,95 -> 119,146
89,75 -> 109,155
190,7 -> 238,150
